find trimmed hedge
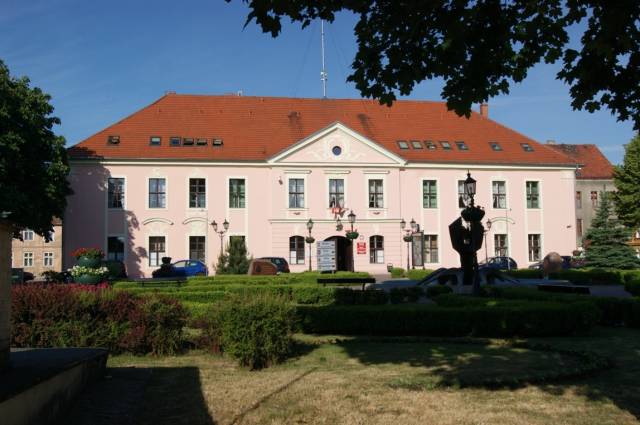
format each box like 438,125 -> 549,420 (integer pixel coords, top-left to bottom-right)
390,267 -> 405,278
505,268 -> 640,286
296,302 -> 600,337
11,284 -> 187,355
426,285 -> 454,298
624,273 -> 640,296
406,269 -> 436,281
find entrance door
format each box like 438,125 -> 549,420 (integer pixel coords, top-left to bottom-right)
324,236 -> 353,271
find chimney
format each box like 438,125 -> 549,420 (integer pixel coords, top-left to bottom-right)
480,103 -> 488,117
546,140 -> 556,145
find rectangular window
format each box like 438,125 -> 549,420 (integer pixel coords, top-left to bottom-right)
440,141 -> 452,150
150,136 -> 161,146
528,234 -> 541,262
149,236 -> 166,267
189,178 -> 206,208
108,178 -> 125,208
329,179 -> 345,208
23,252 -> 33,267
196,138 -> 208,146
369,236 -> 384,264
424,235 -> 439,263
396,140 -> 409,149
422,180 -> 437,208
521,143 -> 534,152
43,252 -> 54,267
183,138 -> 194,146
368,179 -> 384,208
590,191 -> 598,207
576,191 -> 582,209
148,178 -> 166,208
229,179 -> 246,208
22,229 -> 34,241
189,236 -> 206,262
288,178 -> 305,208
410,140 -> 423,149
576,218 -> 583,238
494,234 -> 508,257
425,141 -> 436,150
289,236 -> 305,265
526,181 -> 540,209
489,142 -> 503,151
170,137 -> 181,146
107,236 -> 125,261
455,141 -> 469,150
457,180 -> 469,208
492,181 -> 507,209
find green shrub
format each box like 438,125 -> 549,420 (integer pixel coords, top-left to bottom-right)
504,268 -> 628,285
624,272 -> 640,296
390,267 -> 405,278
426,285 -> 453,298
406,269 -> 435,281
216,294 -> 294,369
296,301 -> 599,337
389,287 -> 424,303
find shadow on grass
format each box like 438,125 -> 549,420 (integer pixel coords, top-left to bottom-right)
63,366 -> 215,425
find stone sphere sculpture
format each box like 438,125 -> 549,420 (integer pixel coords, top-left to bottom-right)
542,252 -> 563,276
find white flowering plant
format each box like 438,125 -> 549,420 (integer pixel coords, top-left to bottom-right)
69,265 -> 109,278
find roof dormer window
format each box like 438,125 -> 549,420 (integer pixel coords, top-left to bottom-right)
183,138 -> 194,146
150,136 -> 161,146
440,141 -> 452,150
396,140 -> 409,149
212,138 -> 223,147
170,137 -> 181,147
425,141 -> 436,150
107,135 -> 120,145
455,141 -> 469,150
410,140 -> 423,149
489,142 -> 502,151
521,143 -> 534,152
196,138 -> 208,146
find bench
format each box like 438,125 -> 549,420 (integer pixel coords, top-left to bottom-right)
317,277 -> 376,291
537,284 -> 591,295
133,276 -> 187,287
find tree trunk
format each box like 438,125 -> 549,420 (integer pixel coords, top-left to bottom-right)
0,220 -> 12,370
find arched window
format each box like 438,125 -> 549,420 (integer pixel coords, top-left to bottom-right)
370,235 -> 384,264
289,236 -> 305,265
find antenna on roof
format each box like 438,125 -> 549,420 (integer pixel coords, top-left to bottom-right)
320,20 -> 328,99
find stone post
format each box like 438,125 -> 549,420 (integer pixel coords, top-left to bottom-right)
0,220 -> 12,370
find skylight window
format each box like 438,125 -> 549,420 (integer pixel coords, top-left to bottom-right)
440,141 -> 452,150
425,141 -> 437,150
489,142 -> 502,151
410,140 -> 423,149
170,137 -> 181,147
396,140 -> 409,149
196,138 -> 208,146
521,143 -> 534,152
107,135 -> 120,145
183,138 -> 194,146
455,141 -> 469,150
212,138 -> 223,147
150,136 -> 161,146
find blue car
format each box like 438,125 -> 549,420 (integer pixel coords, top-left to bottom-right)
170,260 -> 208,277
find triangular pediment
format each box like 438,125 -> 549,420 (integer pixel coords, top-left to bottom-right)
268,122 -> 406,165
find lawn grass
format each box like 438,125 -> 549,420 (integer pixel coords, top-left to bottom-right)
95,327 -> 640,425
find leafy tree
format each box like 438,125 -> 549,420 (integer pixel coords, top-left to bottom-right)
215,238 -> 251,274
235,1 -> 640,129
612,134 -> 640,229
0,60 -> 71,237
584,191 -> 640,269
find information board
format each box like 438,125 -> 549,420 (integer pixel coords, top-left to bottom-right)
411,232 -> 424,267
317,240 -> 337,272
356,242 -> 367,255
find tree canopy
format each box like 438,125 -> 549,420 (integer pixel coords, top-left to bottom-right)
234,1 -> 640,129
0,60 -> 71,237
584,191 -> 640,269
612,133 -> 640,229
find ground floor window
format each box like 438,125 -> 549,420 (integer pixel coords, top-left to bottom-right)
43,252 -> 54,267
108,236 -> 125,261
424,234 -> 439,263
528,234 -> 541,262
494,234 -> 508,257
370,235 -> 384,264
23,252 -> 33,267
189,236 -> 206,262
289,236 -> 305,264
149,236 -> 166,267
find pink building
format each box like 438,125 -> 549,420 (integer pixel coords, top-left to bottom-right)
64,94 -> 579,277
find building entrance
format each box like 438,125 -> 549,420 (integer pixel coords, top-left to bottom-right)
324,236 -> 353,271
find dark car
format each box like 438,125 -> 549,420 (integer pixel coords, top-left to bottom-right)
479,256 -> 518,270
257,257 -> 290,273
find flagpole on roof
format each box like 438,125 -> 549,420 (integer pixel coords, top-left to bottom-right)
320,19 -> 328,99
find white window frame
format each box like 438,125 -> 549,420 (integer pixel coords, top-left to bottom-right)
43,252 -> 54,267
289,236 -> 305,265
287,177 -> 306,209
423,234 -> 439,263
422,179 -> 438,209
367,178 -> 385,209
525,181 -> 541,209
22,229 -> 34,241
107,176 -> 126,209
491,180 -> 507,210
147,177 -> 168,210
148,235 -> 167,267
227,176 -> 247,209
188,177 -> 207,209
369,235 -> 384,264
23,252 -> 34,268
528,234 -> 542,262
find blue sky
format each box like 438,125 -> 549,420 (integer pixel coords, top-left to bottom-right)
1,0 -> 635,164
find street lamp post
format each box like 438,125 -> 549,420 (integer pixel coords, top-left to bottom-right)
211,219 -> 230,254
401,219 -> 410,271
305,219 -> 315,272
484,219 -> 492,263
460,171 -> 485,295
410,218 -> 418,269
347,210 -> 357,272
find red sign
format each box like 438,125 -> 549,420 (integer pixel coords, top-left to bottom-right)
356,242 -> 367,255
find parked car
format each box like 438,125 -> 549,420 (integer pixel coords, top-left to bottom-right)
257,257 -> 290,273
11,268 -> 34,284
171,260 -> 208,277
479,256 -> 518,270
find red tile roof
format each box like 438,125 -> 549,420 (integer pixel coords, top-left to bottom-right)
69,94 -> 577,166
545,143 -> 614,179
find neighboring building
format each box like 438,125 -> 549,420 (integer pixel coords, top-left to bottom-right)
65,94 -> 579,277
546,143 -> 614,248
12,218 -> 63,278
